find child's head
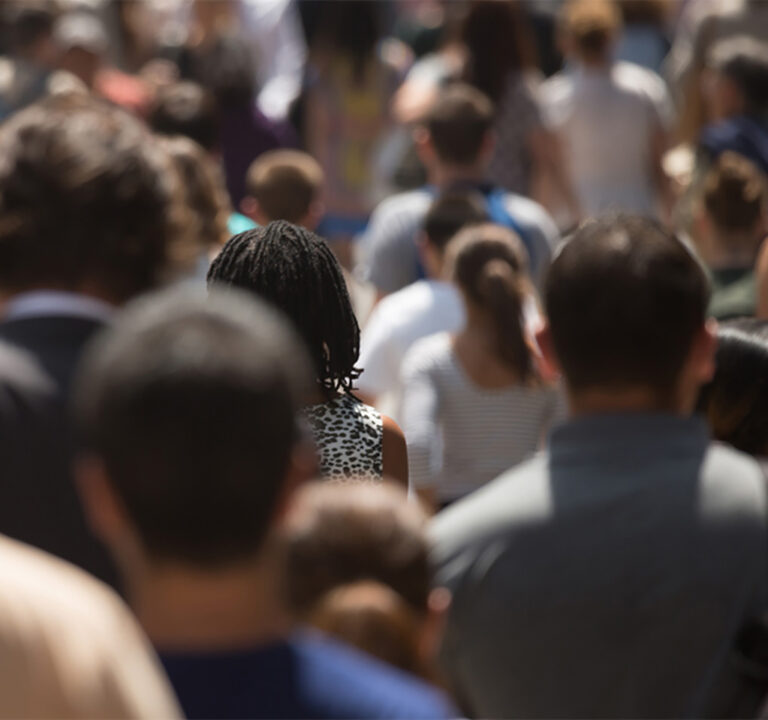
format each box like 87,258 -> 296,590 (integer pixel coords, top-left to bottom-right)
282,481 -> 449,679
242,150 -> 324,230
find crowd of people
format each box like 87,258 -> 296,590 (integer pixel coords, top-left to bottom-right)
3,0 -> 768,718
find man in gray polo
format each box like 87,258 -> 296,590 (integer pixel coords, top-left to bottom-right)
432,214 -> 768,718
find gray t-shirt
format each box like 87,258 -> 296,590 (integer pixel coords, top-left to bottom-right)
431,413 -> 768,718
357,187 -> 559,296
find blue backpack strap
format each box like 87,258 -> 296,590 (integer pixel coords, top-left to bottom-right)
484,188 -> 538,275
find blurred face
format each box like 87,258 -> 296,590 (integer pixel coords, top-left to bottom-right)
703,69 -> 745,122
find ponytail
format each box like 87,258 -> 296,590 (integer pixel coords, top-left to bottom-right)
449,223 -> 538,384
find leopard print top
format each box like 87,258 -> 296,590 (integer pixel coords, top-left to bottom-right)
301,394 -> 383,481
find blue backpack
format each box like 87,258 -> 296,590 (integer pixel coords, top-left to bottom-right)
419,185 -> 538,279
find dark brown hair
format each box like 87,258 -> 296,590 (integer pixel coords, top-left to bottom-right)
283,481 -> 431,617
448,223 -> 537,384
309,581 -> 425,677
425,84 -> 494,166
245,150 -> 324,225
703,152 -> 766,233
545,214 -> 710,397
0,93 -> 185,301
460,0 -> 537,104
160,135 -> 231,249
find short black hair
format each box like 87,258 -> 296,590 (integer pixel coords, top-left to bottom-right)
75,287 -> 312,567
423,190 -> 489,251
6,3 -> 55,53
208,221 -> 361,393
708,36 -> 768,116
0,93 -> 184,301
545,214 -> 710,397
698,319 -> 768,456
149,81 -> 220,152
425,83 -> 494,166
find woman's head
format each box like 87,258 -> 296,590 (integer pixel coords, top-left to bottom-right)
460,0 -> 536,104
159,135 -> 231,251
698,319 -> 768,457
447,223 -> 537,383
207,221 -> 361,393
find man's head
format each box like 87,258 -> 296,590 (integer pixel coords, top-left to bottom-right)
698,152 -> 767,262
539,214 -> 714,413
5,3 -> 56,65
420,190 -> 489,278
149,81 -> 220,153
416,84 -> 495,175
559,0 -> 621,66
53,11 -> 107,89
0,93 -> 186,303
75,287 -> 314,573
705,37 -> 768,122
242,150 -> 325,229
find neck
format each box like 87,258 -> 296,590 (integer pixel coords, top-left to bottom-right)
568,386 -> 688,417
430,163 -> 486,188
708,234 -> 760,269
129,550 -> 292,652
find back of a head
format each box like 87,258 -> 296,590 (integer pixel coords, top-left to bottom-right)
423,190 -> 489,252
460,0 -> 535,103
703,152 -> 766,237
698,318 -> 768,456
0,93 -> 183,302
5,3 -> 54,56
207,221 -> 361,393
149,82 -> 219,153
309,580 -> 424,677
283,481 -> 431,618
545,214 -> 709,397
708,37 -> 768,117
246,150 -> 324,225
160,135 -> 231,249
75,287 -> 312,567
191,31 -> 256,108
448,223 -> 537,383
561,0 -> 621,63
425,84 -> 494,167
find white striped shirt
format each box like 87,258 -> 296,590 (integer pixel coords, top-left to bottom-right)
400,333 -> 566,502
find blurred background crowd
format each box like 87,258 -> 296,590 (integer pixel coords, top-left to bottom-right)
4,0 -> 768,718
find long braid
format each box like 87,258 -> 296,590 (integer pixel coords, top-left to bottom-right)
208,221 -> 361,393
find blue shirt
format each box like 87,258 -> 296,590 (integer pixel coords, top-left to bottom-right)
160,632 -> 456,719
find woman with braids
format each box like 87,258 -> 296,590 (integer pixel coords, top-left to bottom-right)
400,224 -> 564,511
207,221 -> 408,486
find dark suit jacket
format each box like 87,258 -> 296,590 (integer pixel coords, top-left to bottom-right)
0,316 -> 118,587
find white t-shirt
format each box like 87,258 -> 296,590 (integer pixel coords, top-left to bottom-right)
541,61 -> 674,220
358,280 -> 465,420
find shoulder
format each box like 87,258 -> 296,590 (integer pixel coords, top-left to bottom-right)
0,536 -> 178,716
613,61 -> 670,103
293,634 -> 455,719
540,70 -> 574,104
402,333 -> 453,376
430,455 -> 550,558
700,442 -> 767,519
502,192 -> 560,245
368,189 -> 432,226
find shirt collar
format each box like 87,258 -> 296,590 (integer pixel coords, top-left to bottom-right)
3,290 -> 114,323
549,412 -> 710,459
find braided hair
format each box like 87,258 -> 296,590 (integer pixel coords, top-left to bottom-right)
208,221 -> 361,394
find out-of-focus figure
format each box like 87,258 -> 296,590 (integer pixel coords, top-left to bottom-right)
540,0 -> 674,225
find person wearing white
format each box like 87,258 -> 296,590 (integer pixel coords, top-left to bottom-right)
400,224 -> 564,509
358,190 -> 488,419
539,0 -> 674,226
